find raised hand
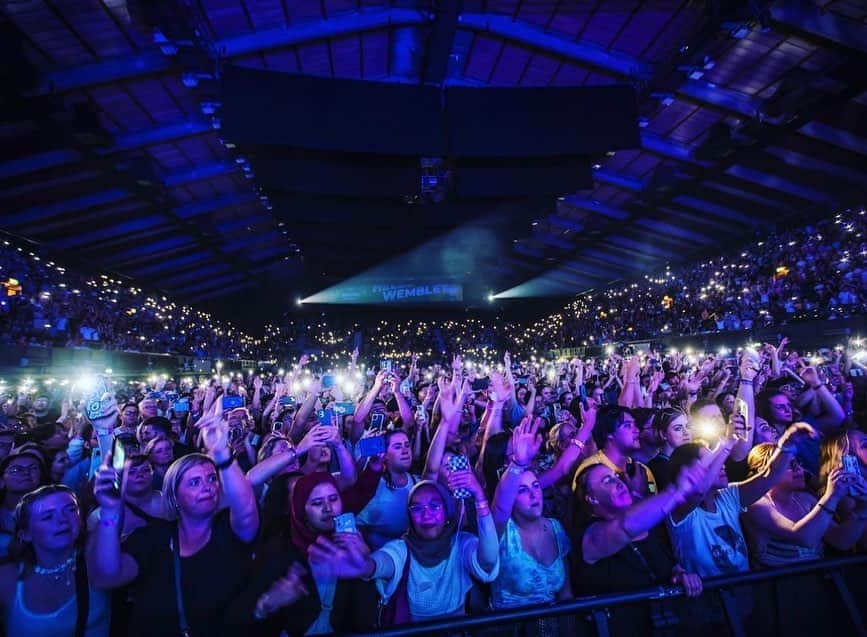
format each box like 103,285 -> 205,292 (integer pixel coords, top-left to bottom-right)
253,376 -> 263,391
489,372 -> 510,404
297,354 -> 309,368
740,348 -> 760,381
799,366 -> 821,389
200,415 -> 229,457
777,421 -> 818,449
264,562 -> 309,610
307,535 -> 372,580
826,467 -> 851,502
511,416 -> 542,466
674,460 -> 709,501
295,425 -> 336,455
451,354 -> 463,374
446,467 -> 485,501
93,452 -> 123,511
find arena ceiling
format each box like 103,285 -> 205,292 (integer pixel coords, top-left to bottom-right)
2,0 -> 867,315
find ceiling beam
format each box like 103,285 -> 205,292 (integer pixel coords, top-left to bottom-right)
770,2 -> 867,53
35,8 -> 430,93
457,13 -> 652,80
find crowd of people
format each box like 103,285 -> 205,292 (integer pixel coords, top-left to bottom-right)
0,238 -> 258,358
0,331 -> 865,635
2,209 -> 866,365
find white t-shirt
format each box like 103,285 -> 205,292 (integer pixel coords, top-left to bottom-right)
372,533 -> 499,622
667,485 -> 750,577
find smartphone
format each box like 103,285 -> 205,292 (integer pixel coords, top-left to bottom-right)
357,434 -> 386,458
111,436 -> 127,495
842,454 -> 861,496
221,395 -> 244,410
322,375 -> 335,389
173,400 -> 190,413
271,420 -> 283,433
249,434 -> 261,447
471,378 -> 490,391
228,427 -> 244,443
380,359 -> 393,373
370,413 -> 386,431
333,512 -> 357,534
146,391 -> 163,400
552,403 -> 562,421
279,395 -> 296,406
317,408 -> 336,427
333,401 -> 355,416
516,377 -> 529,386
734,398 -> 748,422
447,454 -> 472,499
165,391 -> 178,402
415,404 -> 427,425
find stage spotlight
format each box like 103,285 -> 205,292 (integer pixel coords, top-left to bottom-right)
487,293 -> 495,303
295,297 -> 303,306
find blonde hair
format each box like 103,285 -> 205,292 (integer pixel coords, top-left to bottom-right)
818,431 -> 857,496
143,434 -> 172,457
162,453 -> 217,513
746,442 -> 776,476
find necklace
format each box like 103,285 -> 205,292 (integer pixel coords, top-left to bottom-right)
33,554 -> 77,586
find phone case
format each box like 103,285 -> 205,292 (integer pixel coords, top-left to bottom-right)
448,455 -> 472,499
333,513 -> 357,534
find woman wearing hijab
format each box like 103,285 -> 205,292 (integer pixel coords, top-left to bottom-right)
307,469 -> 499,626
241,471 -> 376,636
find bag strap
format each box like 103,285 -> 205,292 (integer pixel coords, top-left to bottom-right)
74,552 -> 90,637
173,526 -> 192,637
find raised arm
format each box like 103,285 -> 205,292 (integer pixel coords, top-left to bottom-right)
245,427 -> 332,487
538,403 -> 595,489
391,371 -> 415,430
582,462 -> 707,563
745,467 -> 849,548
737,422 -> 818,507
201,414 -> 259,542
354,371 -> 386,427
423,378 -> 461,481
86,456 -> 139,589
799,367 -> 846,432
491,418 -> 542,535
447,468 -> 498,572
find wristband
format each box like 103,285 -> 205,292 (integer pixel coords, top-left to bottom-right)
572,438 -> 585,450
739,379 -> 754,384
776,444 -> 797,455
214,454 -> 235,471
507,463 -> 526,477
475,499 -> 490,509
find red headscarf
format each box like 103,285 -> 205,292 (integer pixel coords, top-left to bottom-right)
289,471 -> 341,556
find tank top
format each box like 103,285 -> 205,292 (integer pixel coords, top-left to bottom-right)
4,565 -> 110,637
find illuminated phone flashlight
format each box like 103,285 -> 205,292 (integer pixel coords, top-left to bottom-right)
694,419 -> 721,442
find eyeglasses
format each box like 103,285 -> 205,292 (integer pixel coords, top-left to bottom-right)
6,464 -> 40,475
408,502 -> 444,516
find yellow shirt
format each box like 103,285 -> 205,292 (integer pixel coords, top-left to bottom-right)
572,450 -> 657,496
